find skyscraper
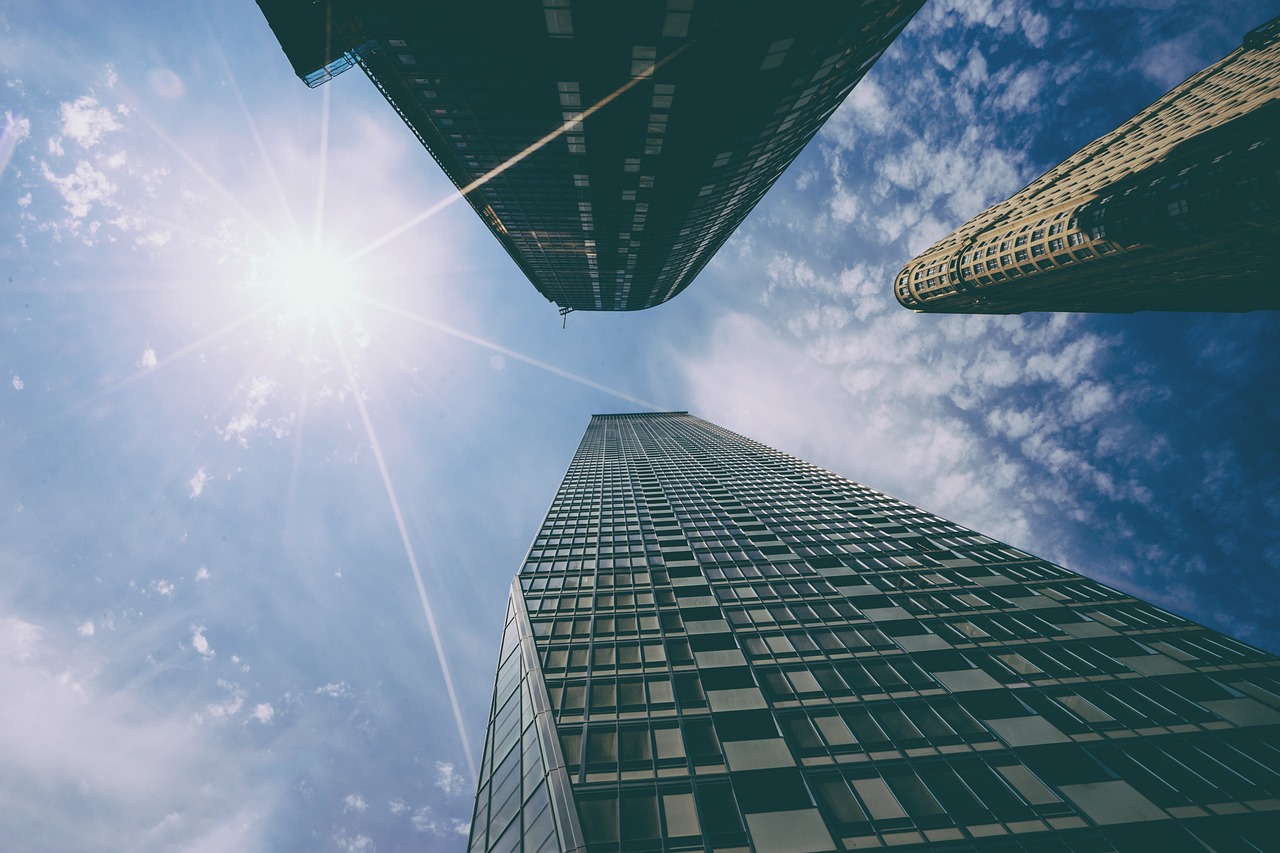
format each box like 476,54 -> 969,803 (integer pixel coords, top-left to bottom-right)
894,15 -> 1280,315
469,412 -> 1280,853
254,1 -> 923,313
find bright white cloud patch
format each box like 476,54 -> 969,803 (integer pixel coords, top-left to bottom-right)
77,620 -> 95,637
188,467 -> 210,500
41,159 -> 117,219
10,376 -> 22,391
137,346 -> 157,369
190,625 -> 214,659
250,703 -> 274,724
59,95 -> 121,149
195,565 -> 210,581
343,793 -> 368,814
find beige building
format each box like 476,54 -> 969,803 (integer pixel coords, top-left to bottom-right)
894,16 -> 1279,314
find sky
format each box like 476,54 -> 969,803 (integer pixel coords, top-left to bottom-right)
1,1 -> 1278,850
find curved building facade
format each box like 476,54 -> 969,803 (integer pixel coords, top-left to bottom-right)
895,17 -> 1280,315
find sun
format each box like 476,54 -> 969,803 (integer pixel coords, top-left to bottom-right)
255,242 -> 358,320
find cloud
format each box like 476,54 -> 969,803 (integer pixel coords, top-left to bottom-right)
58,95 -> 121,149
195,680 -> 245,725
195,565 -> 210,581
334,833 -> 376,852
189,466 -> 210,500
41,159 -> 116,219
315,682 -> 351,699
151,579 -> 175,599
10,376 -> 22,391
190,625 -> 214,659
343,793 -> 368,814
218,376 -> 285,447
435,761 -> 465,797
0,111 -> 31,179
77,620 -> 95,637
408,805 -> 469,836
137,346 -> 158,369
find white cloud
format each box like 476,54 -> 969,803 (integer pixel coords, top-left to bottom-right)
137,346 -> 158,369
10,376 -> 22,391
0,110 -> 31,178
218,376 -> 282,447
195,565 -> 210,581
388,799 -> 409,815
151,579 -> 175,599
334,833 -> 375,852
59,95 -> 121,149
77,620 -> 95,637
928,0 -> 1049,48
250,703 -> 274,724
189,467 -> 210,500
197,687 -> 244,725
41,159 -> 116,219
435,761 -> 465,797
406,805 -> 470,837
343,793 -> 368,814
315,682 -> 350,698
190,625 -> 214,659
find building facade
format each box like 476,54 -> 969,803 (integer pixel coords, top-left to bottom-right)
255,0 -> 923,313
468,412 -> 1280,853
894,16 -> 1280,315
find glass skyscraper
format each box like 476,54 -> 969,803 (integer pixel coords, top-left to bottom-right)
254,1 -> 924,312
470,412 -> 1280,852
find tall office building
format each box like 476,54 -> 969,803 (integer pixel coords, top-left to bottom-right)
255,1 -> 923,313
469,412 -> 1280,853
894,16 -> 1280,315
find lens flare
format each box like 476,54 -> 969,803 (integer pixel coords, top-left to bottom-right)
257,244 -> 356,319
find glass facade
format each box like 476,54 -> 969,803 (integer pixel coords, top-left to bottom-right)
471,412 -> 1280,852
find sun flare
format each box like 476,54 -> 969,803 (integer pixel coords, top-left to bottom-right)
256,244 -> 357,319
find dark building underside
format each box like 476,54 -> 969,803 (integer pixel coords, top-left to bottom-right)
256,0 -> 923,312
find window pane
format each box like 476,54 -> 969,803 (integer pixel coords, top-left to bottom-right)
663,792 -> 699,837
579,797 -> 618,842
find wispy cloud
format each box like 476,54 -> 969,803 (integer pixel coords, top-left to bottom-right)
189,466 -> 210,500
218,376 -> 287,446
0,110 -> 31,179
434,761 -> 465,797
190,625 -> 214,659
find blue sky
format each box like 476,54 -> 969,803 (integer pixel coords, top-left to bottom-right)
2,1 -> 1278,850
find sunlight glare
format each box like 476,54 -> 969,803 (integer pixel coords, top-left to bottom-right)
258,244 -> 357,320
